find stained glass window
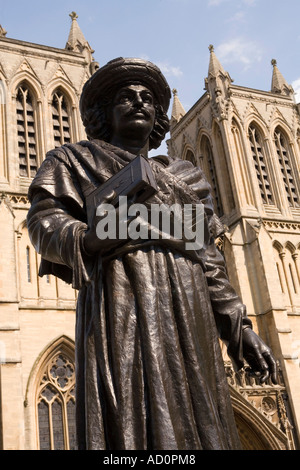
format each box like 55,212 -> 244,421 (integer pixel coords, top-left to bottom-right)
37,353 -> 76,450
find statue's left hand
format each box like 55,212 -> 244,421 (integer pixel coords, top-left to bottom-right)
242,328 -> 278,384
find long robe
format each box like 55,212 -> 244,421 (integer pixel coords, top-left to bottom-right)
27,139 -> 251,450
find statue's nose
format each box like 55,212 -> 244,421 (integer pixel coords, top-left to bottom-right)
133,93 -> 143,107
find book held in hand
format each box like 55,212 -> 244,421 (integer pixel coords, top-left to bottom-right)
86,155 -> 158,226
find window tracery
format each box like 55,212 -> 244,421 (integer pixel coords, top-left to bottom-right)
37,352 -> 76,450
26,246 -> 31,283
51,89 -> 71,148
248,124 -> 273,205
16,83 -> 38,177
184,149 -> 197,166
200,135 -> 223,217
273,242 -> 300,308
274,128 -> 299,207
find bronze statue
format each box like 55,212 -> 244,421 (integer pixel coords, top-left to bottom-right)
27,58 -> 277,450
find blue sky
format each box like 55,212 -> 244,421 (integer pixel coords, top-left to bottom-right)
0,0 -> 300,152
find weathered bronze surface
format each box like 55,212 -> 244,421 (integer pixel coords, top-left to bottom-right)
27,57 -> 277,450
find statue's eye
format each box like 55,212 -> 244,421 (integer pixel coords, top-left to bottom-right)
117,93 -> 131,104
142,93 -> 153,104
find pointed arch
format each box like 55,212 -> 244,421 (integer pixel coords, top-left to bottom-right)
182,145 -> 197,166
13,79 -> 42,178
198,132 -> 223,217
296,128 -> 300,155
285,241 -> 296,254
273,240 -> 284,254
25,336 -> 76,450
47,81 -> 79,147
11,69 -> 43,101
230,116 -> 255,208
245,108 -> 269,136
230,387 -> 290,450
272,241 -> 287,298
273,125 -> 300,208
51,88 -> 72,147
247,120 -> 274,205
17,222 -> 39,300
273,240 -> 300,306
0,77 -> 8,179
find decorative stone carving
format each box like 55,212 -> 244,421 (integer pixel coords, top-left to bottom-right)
225,362 -> 296,450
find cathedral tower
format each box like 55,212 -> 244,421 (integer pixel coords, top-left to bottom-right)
0,13 -> 96,450
169,47 -> 300,450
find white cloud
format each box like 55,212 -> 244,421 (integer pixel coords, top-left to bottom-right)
156,62 -> 183,78
140,55 -> 183,78
292,78 -> 300,103
216,37 -> 262,70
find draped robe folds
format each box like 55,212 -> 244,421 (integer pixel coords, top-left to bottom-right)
27,139 -> 252,450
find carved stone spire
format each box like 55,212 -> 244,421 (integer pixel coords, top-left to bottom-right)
65,12 -> 99,73
65,12 -> 89,52
205,45 -> 233,121
170,89 -> 186,128
207,44 -> 228,78
271,59 -> 293,96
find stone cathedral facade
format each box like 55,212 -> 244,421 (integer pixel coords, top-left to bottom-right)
168,46 -> 300,450
0,15 -> 299,450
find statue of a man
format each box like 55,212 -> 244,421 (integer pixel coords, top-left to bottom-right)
27,58 -> 277,450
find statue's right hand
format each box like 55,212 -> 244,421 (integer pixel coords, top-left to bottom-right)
83,190 -> 137,255
83,189 -> 121,254
83,225 -> 121,255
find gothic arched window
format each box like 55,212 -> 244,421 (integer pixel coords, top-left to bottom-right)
274,127 -> 299,207
16,83 -> 38,177
248,124 -> 273,205
273,241 -> 300,309
297,129 -> 300,156
26,246 -> 31,283
185,149 -> 197,166
51,89 -> 71,148
37,352 -> 76,450
200,135 -> 223,217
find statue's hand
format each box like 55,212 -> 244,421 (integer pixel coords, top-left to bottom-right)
242,328 -> 278,384
83,191 -> 137,255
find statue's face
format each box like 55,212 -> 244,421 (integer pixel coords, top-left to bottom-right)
109,84 -> 156,144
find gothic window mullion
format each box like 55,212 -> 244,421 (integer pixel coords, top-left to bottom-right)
16,84 -> 38,177
48,395 -> 55,450
275,130 -> 299,208
22,88 -> 31,176
62,393 -> 70,451
249,126 -> 273,205
37,352 -> 76,450
52,90 -> 71,148
29,105 -> 38,177
57,94 -> 64,145
202,138 -> 223,217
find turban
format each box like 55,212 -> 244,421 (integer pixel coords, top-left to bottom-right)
79,57 -> 171,120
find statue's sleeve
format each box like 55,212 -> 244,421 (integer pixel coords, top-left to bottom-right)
27,152 -> 94,290
27,191 -> 93,290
